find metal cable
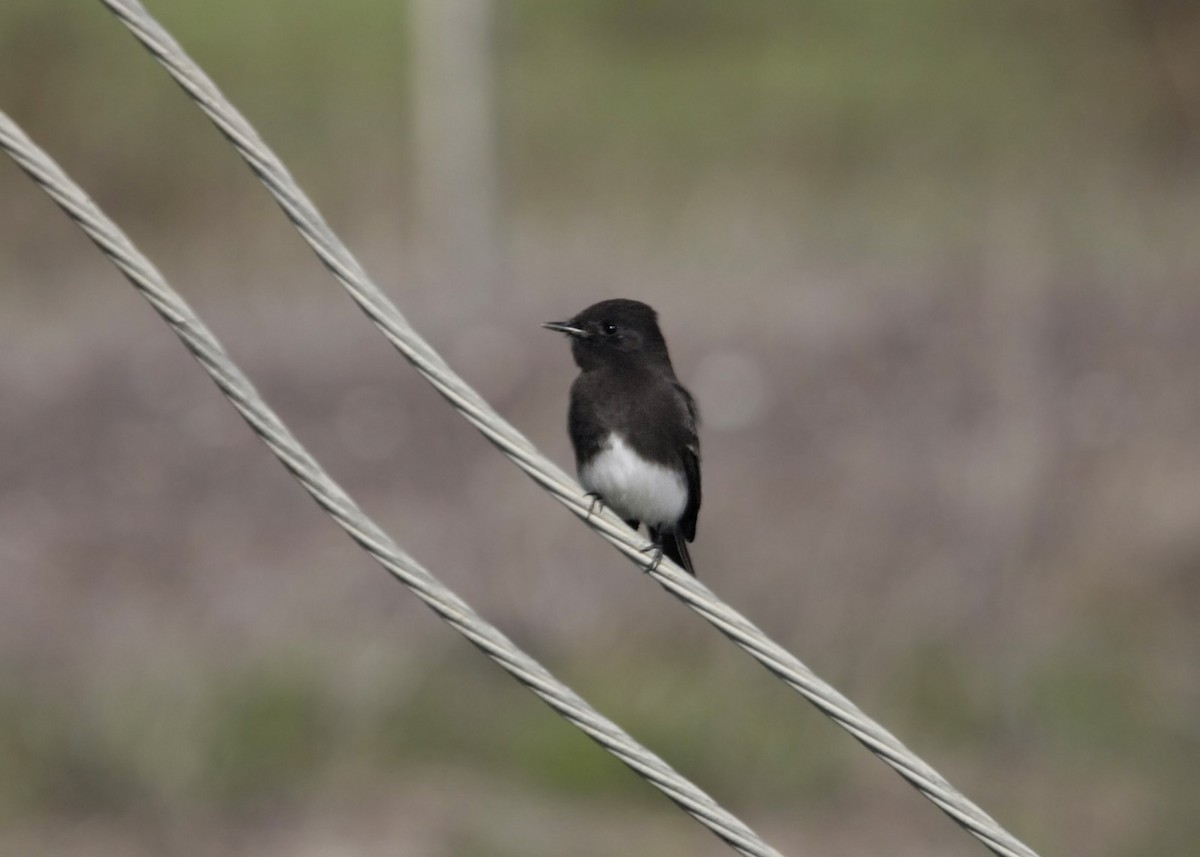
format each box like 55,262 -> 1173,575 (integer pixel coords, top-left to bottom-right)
0,110 -> 784,857
70,3 -> 1039,853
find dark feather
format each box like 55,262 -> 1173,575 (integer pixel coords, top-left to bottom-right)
663,528 -> 695,576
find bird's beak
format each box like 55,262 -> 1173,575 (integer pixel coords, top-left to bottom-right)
542,321 -> 590,338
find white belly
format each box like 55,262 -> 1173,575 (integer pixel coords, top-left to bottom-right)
579,433 -> 687,527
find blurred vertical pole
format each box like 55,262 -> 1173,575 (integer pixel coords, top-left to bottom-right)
410,0 -> 499,311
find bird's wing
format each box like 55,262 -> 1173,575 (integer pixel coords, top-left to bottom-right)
673,382 -> 701,542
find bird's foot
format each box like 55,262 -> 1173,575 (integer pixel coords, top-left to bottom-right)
640,542 -> 664,573
582,492 -> 605,521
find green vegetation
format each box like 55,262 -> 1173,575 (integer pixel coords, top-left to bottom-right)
3,0 -> 1192,237
1,628 -> 1196,854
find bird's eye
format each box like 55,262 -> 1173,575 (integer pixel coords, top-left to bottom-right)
602,323 -> 619,336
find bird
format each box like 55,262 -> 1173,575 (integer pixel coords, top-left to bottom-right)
544,299 -> 701,575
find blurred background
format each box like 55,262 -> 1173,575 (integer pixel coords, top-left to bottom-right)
2,1 -> 1199,855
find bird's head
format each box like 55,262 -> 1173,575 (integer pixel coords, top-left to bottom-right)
544,299 -> 671,371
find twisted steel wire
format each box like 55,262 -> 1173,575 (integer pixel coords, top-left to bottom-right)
0,109 -> 783,857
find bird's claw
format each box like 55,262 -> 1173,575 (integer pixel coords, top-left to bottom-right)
583,492 -> 605,521
641,542 -> 664,573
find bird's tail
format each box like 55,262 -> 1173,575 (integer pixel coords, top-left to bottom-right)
661,529 -> 695,576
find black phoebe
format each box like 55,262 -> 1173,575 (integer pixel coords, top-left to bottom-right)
544,299 -> 700,575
